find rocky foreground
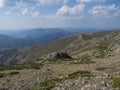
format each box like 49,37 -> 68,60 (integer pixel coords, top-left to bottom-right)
0,54 -> 120,90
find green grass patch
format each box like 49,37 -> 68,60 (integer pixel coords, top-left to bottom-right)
32,70 -> 93,90
95,67 -> 107,71
72,60 -> 94,64
80,55 -> 92,64
96,44 -> 108,51
68,70 -> 93,79
40,78 -> 62,90
72,55 -> 93,64
95,42 -> 110,58
32,78 -> 62,90
0,63 -> 43,71
112,77 -> 120,88
29,63 -> 43,69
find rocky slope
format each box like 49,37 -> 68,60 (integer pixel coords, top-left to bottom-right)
0,55 -> 120,90
23,30 -> 120,62
0,30 -> 120,90
0,47 -> 32,65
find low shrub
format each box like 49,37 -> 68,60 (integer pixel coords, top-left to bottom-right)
68,70 -> 93,79
112,77 -> 120,88
95,67 -> 107,71
0,63 -> 43,71
9,71 -> 20,75
0,73 -> 4,78
39,78 -> 62,90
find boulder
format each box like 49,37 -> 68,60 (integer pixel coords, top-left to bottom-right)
45,52 -> 72,60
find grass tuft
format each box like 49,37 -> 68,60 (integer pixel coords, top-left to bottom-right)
112,77 -> 120,88
68,70 -> 93,79
95,67 -> 107,71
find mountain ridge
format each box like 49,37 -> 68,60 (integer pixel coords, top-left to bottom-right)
0,29 -> 120,65
0,28 -> 83,48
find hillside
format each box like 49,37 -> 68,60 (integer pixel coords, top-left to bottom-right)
0,47 -> 31,65
0,30 -> 120,90
0,30 -> 120,65
23,30 -> 120,62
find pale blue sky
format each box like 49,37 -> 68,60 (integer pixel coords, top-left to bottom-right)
0,0 -> 120,30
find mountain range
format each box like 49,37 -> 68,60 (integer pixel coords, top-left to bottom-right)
0,28 -> 84,48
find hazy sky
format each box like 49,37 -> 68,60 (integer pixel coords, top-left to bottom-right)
0,0 -> 120,30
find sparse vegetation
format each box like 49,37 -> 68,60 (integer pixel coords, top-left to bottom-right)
80,55 -> 91,64
112,78 -> 120,88
72,55 -> 93,64
0,63 -> 43,71
29,63 -> 43,69
68,70 -> 93,79
0,65 -> 20,71
96,43 -> 108,51
32,78 -> 62,90
95,41 -> 109,58
95,67 -> 107,71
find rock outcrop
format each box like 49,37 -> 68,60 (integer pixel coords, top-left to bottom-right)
43,52 -> 72,60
